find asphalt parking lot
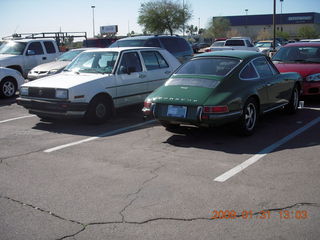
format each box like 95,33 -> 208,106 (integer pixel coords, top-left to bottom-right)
0,96 -> 320,240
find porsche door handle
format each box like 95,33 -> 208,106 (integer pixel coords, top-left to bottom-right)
164,71 -> 171,74
139,74 -> 146,79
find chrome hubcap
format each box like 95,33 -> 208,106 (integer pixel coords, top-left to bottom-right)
3,81 -> 15,97
96,103 -> 106,118
245,103 -> 256,131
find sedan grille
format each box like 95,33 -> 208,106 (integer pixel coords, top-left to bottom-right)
29,87 -> 55,99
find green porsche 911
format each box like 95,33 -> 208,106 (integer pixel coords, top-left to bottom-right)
143,51 -> 302,135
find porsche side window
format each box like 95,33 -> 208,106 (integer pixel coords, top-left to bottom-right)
253,57 -> 273,78
240,63 -> 259,80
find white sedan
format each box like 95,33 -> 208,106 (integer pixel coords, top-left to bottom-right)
0,67 -> 25,98
17,47 -> 181,123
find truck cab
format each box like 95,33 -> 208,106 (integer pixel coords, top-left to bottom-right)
0,39 -> 61,78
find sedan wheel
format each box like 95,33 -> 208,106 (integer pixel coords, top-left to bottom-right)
237,98 -> 258,136
85,96 -> 112,124
0,79 -> 16,98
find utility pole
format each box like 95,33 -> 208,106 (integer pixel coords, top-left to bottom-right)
91,5 -> 95,38
273,0 -> 276,51
182,0 -> 185,36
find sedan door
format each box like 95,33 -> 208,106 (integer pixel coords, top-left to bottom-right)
140,50 -> 173,92
114,51 -> 148,107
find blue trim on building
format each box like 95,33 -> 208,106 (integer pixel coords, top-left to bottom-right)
214,12 -> 320,26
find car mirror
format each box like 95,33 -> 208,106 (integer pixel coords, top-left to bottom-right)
27,50 -> 36,56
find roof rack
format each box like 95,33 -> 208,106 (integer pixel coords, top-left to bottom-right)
2,31 -> 88,46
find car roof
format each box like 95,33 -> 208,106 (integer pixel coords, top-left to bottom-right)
117,35 -> 182,41
196,50 -> 263,60
4,38 -> 56,43
83,47 -> 164,52
283,42 -> 320,47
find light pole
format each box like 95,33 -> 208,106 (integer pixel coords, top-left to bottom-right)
245,9 -> 248,35
280,0 -> 284,32
91,5 -> 95,38
273,0 -> 276,51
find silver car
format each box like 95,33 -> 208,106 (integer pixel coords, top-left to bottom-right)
27,48 -> 91,80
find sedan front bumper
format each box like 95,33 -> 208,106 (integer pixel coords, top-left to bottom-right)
16,97 -> 88,118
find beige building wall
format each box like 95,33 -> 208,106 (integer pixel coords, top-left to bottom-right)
229,23 -> 320,40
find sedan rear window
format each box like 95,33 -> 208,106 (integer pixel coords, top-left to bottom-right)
176,57 -> 240,76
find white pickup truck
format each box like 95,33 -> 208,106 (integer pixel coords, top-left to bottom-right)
0,39 -> 61,78
221,38 -> 259,52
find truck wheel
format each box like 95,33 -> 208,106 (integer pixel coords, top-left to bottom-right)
237,98 -> 258,136
85,96 -> 112,124
0,78 -> 16,98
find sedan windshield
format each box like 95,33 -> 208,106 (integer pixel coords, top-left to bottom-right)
175,57 -> 240,76
273,46 -> 320,63
0,41 -> 27,55
57,49 -> 85,61
64,51 -> 118,74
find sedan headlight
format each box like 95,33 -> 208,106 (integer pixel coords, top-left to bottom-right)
20,87 -> 29,96
306,73 -> 320,82
55,89 -> 68,99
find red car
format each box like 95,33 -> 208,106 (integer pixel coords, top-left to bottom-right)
272,42 -> 320,96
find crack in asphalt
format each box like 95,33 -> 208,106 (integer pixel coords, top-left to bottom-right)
0,149 -> 44,165
1,193 -> 319,240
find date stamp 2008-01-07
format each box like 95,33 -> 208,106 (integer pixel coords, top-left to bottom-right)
210,210 -> 309,220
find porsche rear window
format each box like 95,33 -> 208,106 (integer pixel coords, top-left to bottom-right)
176,57 -> 240,76
165,78 -> 219,88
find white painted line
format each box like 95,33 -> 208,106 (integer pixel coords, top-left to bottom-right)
44,120 -> 156,153
0,115 -> 36,124
214,116 -> 320,182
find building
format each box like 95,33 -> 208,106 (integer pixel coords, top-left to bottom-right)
213,12 -> 320,40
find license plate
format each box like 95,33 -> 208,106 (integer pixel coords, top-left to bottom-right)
167,105 -> 187,118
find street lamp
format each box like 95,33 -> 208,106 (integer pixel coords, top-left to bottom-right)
91,5 -> 95,38
245,9 -> 248,35
280,0 -> 284,32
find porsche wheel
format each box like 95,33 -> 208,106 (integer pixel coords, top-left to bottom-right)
237,98 -> 258,136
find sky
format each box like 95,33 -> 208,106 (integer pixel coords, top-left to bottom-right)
0,0 -> 319,40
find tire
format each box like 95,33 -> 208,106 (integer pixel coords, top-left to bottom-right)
237,98 -> 258,136
85,96 -> 112,124
0,78 -> 16,98
284,85 -> 299,114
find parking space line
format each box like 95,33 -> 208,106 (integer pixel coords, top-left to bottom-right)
214,116 -> 320,183
0,115 -> 36,124
44,120 -> 156,153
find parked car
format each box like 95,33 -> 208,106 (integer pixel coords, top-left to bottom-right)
204,41 -> 226,52
223,38 -> 259,52
272,42 -> 320,96
0,39 -> 61,78
0,67 -> 25,98
143,51 -> 302,135
27,48 -> 92,80
255,40 -> 282,54
17,47 -> 181,123
109,35 -> 193,63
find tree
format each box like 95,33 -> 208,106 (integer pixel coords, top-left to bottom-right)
298,26 -> 318,39
186,24 -> 198,36
138,0 -> 192,35
204,17 -> 230,39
